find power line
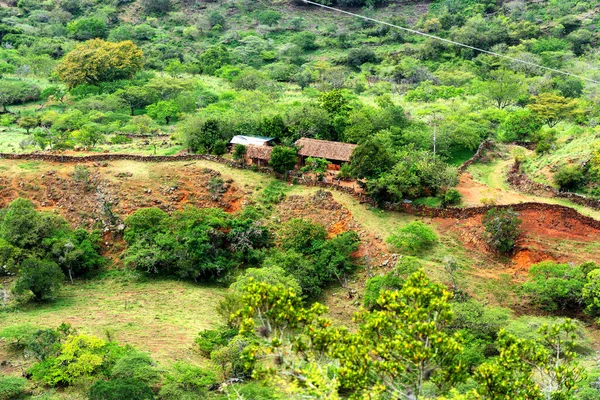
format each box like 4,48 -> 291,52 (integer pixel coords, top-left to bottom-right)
301,0 -> 600,85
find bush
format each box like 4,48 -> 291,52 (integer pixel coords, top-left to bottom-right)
0,376 -> 27,400
279,219 -> 327,254
522,261 -> 586,312
13,258 -> 64,301
386,221 -> 438,254
482,208 -> 521,254
29,334 -> 128,387
554,164 -> 585,191
364,256 -> 422,309
158,363 -> 217,400
88,379 -> 154,400
111,352 -> 160,383
211,336 -> 255,379
195,328 -> 238,358
442,188 -> 462,207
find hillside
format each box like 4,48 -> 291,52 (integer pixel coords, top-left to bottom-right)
2,0 -> 600,399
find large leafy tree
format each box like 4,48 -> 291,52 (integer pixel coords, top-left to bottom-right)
13,258 -> 65,301
528,93 -> 580,127
269,146 -> 298,175
481,69 -> 526,109
349,138 -> 394,179
55,40 -> 144,89
473,320 -> 586,399
116,86 -> 155,116
333,270 -> 466,398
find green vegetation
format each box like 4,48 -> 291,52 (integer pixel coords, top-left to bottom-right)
482,208 -> 522,254
2,0 -> 600,398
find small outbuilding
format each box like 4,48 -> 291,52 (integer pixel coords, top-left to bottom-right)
295,138 -> 357,168
245,145 -> 273,167
230,135 -> 276,147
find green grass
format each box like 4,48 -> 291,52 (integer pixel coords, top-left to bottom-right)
0,271 -> 225,365
448,148 -> 476,166
17,161 -> 41,170
412,197 -> 443,207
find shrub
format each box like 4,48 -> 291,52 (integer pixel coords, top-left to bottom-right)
233,144 -> 247,162
29,334 -> 128,387
211,336 -> 255,379
13,258 -> 64,301
111,352 -> 160,383
158,363 -> 217,400
499,109 -> 542,142
554,164 -> 585,191
279,219 -> 327,254
482,208 -> 521,254
582,269 -> 600,317
363,256 -> 422,309
195,328 -> 238,358
141,0 -> 171,15
212,140 -> 227,156
442,188 -> 462,207
0,376 -> 27,400
88,379 -> 154,400
522,261 -> 586,312
386,221 -> 438,254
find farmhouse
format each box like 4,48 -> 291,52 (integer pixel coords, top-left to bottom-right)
229,135 -> 276,147
245,145 -> 273,167
295,138 -> 357,168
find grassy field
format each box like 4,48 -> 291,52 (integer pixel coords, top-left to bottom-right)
0,271 -> 224,365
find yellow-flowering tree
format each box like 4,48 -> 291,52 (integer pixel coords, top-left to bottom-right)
55,39 -> 144,89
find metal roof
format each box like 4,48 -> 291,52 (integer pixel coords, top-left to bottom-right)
230,135 -> 275,146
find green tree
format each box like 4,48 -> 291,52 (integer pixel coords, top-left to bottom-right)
13,258 -> 65,301
279,218 -> 327,254
55,40 -> 144,89
199,45 -> 231,75
522,261 -> 586,312
233,144 -> 247,163
318,89 -> 350,116
499,109 -> 542,142
291,32 -> 318,51
72,124 -> 104,148
349,138 -> 394,179
256,10 -> 282,26
301,157 -> 329,179
481,69 -> 525,109
528,93 -> 580,127
333,270 -> 466,398
67,17 -> 107,41
0,80 -> 41,113
17,115 -> 40,133
474,320 -> 586,399
116,86 -> 155,116
269,146 -> 298,175
582,269 -> 600,317
146,100 -> 180,125
482,208 -> 521,254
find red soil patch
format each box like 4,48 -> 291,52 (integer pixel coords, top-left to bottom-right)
457,172 -> 529,207
435,207 -> 600,277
